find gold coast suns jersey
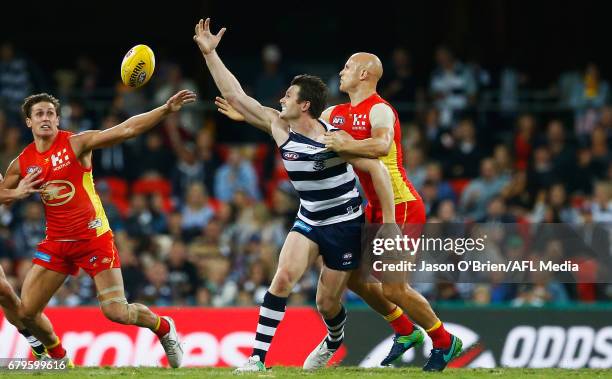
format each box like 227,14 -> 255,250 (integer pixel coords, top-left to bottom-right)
329,93 -> 420,208
18,130 -> 110,240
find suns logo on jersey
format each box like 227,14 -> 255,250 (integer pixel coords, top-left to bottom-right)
41,180 -> 76,206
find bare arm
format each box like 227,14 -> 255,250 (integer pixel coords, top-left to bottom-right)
194,18 -> 279,134
343,156 -> 395,223
0,160 -> 42,203
323,103 -> 394,158
320,106 -> 335,123
69,90 -> 195,157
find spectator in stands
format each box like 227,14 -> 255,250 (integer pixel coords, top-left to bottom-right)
96,179 -> 125,232
571,63 -> 609,138
214,146 -> 261,202
154,63 -> 199,132
380,47 -> 418,104
63,97 -> 93,133
424,162 -> 455,202
590,126 -> 611,176
166,240 -> 200,304
0,42 -> 40,123
240,259 -> 270,305
421,179 -> 441,217
125,193 -> 168,239
501,170 -> 532,218
546,120 -> 577,190
92,112 -> 131,179
527,146 -> 556,195
591,181 -> 612,224
254,44 -> 285,106
446,118 -> 483,178
0,127 -> 24,174
531,183 -> 579,224
478,196 -> 515,223
206,256 -> 238,306
181,183 -> 215,240
513,114 -> 536,171
405,147 -> 427,191
137,130 -> 176,178
460,158 -> 510,221
430,46 -> 477,128
139,261 -> 174,306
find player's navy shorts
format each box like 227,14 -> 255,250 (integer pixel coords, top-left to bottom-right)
290,214 -> 365,271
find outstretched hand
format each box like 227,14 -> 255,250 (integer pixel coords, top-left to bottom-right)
323,129 -> 353,152
166,90 -> 197,112
215,96 -> 245,121
193,18 -> 226,55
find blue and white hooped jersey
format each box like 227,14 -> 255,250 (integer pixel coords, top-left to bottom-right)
280,119 -> 363,226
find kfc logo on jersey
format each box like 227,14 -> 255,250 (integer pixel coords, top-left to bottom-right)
332,116 -> 345,125
283,152 -> 299,161
51,148 -> 71,171
26,165 -> 42,174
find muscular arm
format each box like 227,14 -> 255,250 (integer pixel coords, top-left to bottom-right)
70,90 -> 195,158
324,103 -> 395,158
194,19 -> 278,134
343,156 -> 395,223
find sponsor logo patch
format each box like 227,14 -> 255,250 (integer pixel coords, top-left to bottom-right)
293,220 -> 312,233
34,251 -> 51,262
283,152 -> 299,160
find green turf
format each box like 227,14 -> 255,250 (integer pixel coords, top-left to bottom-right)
1,367 -> 612,378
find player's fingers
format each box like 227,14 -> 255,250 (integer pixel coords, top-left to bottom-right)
217,27 -> 227,39
204,18 -> 210,32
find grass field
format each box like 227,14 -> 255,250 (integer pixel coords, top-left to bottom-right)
2,367 -> 612,378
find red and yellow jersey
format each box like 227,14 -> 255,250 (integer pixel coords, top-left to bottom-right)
18,130 -> 110,241
329,93 -> 420,208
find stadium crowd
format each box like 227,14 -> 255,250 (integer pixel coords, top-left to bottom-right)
1,41 -> 611,308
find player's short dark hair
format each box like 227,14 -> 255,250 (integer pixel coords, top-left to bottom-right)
290,74 -> 328,119
22,93 -> 61,119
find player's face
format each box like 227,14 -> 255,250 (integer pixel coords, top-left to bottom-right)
26,102 -> 60,138
279,85 -> 303,120
339,58 -> 359,92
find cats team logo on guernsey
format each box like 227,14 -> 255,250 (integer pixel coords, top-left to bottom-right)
313,160 -> 326,171
332,115 -> 345,125
283,152 -> 299,160
26,165 -> 42,174
51,148 -> 71,171
41,180 -> 76,206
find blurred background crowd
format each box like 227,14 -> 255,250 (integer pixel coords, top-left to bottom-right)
1,1 -> 611,308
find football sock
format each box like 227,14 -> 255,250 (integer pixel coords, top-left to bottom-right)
426,320 -> 452,349
153,316 -> 170,338
45,337 -> 67,359
383,306 -> 415,335
18,329 -> 46,356
324,305 -> 346,351
252,291 -> 287,363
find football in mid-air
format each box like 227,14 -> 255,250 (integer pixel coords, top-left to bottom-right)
120,44 -> 155,88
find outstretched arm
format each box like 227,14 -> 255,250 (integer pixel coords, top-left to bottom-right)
323,103 -> 394,158
70,90 -> 196,157
194,18 -> 279,134
343,156 -> 396,224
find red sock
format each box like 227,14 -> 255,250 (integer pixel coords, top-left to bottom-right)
153,316 -> 170,338
46,339 -> 67,359
427,321 -> 452,349
384,306 -> 415,335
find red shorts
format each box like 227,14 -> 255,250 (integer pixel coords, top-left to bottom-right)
33,231 -> 121,277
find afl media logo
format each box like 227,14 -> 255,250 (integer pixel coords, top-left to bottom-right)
41,180 -> 76,206
283,152 -> 299,160
26,165 -> 42,174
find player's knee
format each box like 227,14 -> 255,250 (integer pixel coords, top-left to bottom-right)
18,305 -> 41,324
101,303 -> 130,324
316,294 -> 340,318
382,283 -> 408,304
270,267 -> 295,296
